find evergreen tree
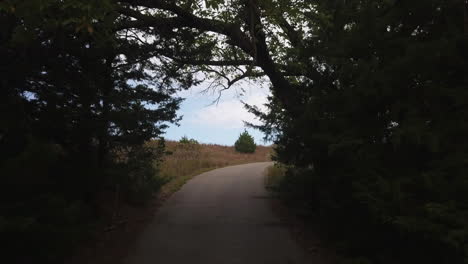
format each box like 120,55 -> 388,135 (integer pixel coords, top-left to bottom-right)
0,1 -> 190,262
235,130 -> 256,153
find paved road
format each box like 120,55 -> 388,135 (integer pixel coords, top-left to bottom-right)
125,162 -> 310,264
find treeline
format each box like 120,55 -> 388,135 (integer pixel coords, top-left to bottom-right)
0,1 -> 188,263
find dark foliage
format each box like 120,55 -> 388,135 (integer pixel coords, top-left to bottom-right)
234,130 -> 256,153
249,1 -> 468,263
0,1 -> 189,263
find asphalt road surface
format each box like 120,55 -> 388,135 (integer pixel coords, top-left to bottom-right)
125,162 -> 310,264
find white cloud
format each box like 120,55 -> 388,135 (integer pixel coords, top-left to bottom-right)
186,83 -> 270,129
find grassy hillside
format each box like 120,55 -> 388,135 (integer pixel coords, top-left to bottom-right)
155,140 -> 272,197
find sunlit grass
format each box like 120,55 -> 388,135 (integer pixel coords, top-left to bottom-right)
155,140 -> 273,197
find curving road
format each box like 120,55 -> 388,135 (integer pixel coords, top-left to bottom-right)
125,162 -> 310,264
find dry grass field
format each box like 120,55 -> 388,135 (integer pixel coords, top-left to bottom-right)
155,140 -> 273,197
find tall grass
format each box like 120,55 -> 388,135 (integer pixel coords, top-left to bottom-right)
152,140 -> 272,196
265,164 -> 286,191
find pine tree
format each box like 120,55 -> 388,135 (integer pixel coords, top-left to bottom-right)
234,130 -> 256,153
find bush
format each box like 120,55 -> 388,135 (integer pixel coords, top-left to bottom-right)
179,136 -> 199,145
270,164 -> 468,264
234,130 -> 256,153
175,136 -> 201,160
115,141 -> 168,205
0,139 -> 97,263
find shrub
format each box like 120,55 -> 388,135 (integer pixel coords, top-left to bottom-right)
176,136 -> 201,160
179,136 -> 199,145
116,141 -> 168,205
234,130 -> 256,153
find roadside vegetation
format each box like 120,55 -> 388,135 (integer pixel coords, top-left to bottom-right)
1,2 -> 182,262
156,138 -> 272,198
264,165 -> 286,192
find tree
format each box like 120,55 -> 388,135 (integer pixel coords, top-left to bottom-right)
247,1 -> 467,264
235,130 -> 256,153
0,1 -> 189,262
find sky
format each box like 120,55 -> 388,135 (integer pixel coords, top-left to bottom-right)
163,80 -> 271,146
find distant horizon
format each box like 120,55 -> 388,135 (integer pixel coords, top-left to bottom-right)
162,136 -> 273,147
163,80 -> 272,146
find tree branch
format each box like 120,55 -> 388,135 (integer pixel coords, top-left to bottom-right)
172,59 -> 256,67
277,15 -> 303,48
115,6 -> 190,31
118,0 -> 255,56
117,0 -> 302,114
